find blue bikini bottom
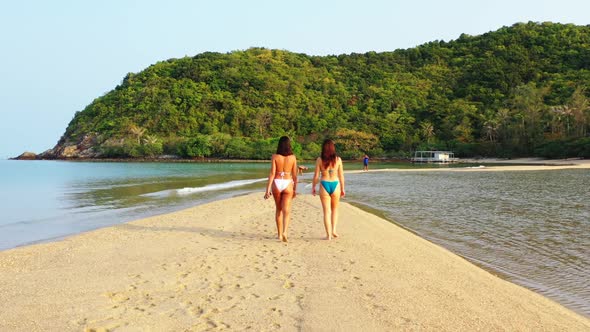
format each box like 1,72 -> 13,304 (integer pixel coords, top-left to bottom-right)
320,180 -> 339,195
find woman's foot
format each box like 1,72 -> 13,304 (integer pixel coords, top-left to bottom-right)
281,234 -> 288,242
332,232 -> 339,238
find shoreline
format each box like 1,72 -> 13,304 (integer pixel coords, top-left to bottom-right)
9,155 -> 588,164
353,157 -> 590,173
1,193 -> 588,331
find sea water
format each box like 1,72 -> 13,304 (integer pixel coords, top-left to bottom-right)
344,169 -> 590,317
0,160 -> 269,250
0,159 -> 588,317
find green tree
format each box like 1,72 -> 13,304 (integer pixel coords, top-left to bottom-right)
182,135 -> 212,158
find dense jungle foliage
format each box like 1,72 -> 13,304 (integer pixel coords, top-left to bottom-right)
61,22 -> 590,159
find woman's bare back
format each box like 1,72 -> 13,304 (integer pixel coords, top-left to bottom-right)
273,154 -> 296,178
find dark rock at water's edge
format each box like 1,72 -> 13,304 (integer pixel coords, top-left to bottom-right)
11,133 -> 101,160
11,151 -> 38,160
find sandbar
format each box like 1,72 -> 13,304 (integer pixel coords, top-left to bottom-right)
349,157 -> 590,173
0,193 -> 588,331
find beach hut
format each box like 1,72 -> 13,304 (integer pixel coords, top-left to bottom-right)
411,150 -> 457,163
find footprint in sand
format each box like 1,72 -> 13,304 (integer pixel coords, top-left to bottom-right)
181,301 -> 205,317
371,304 -> 388,312
204,319 -> 231,330
84,327 -> 112,332
269,307 -> 284,316
212,283 -> 224,292
104,292 -> 130,304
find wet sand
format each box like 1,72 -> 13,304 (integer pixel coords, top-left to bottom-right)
0,192 -> 588,331
351,157 -> 590,173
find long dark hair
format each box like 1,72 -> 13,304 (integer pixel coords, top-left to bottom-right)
321,139 -> 337,169
276,136 -> 293,156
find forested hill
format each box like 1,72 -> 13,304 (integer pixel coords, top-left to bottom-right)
41,21 -> 590,160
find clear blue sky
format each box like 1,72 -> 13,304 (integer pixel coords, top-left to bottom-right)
1,0 -> 588,158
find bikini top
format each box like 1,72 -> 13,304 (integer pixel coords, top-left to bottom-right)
275,155 -> 294,177
320,158 -> 338,175
320,167 -> 336,179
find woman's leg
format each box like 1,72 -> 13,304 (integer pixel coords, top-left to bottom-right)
271,187 -> 283,240
330,186 -> 341,238
319,186 -> 333,240
281,187 -> 294,242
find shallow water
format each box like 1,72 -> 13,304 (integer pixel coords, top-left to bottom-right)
0,160 -> 269,250
342,169 -> 590,317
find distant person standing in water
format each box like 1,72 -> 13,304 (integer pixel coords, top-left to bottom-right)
312,139 -> 345,240
264,136 -> 298,242
363,154 -> 369,171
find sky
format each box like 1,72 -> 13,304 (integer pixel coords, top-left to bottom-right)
1,0 -> 589,158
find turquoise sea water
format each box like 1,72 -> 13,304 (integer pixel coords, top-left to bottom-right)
0,160 -> 588,317
0,160 -> 269,250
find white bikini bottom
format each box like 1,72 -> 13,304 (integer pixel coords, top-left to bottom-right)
274,179 -> 292,192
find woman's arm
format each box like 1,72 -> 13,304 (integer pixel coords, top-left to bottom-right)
291,156 -> 298,198
264,155 -> 276,199
311,158 -> 321,196
338,157 -> 345,196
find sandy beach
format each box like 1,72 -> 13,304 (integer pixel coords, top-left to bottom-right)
0,191 -> 588,331
351,157 -> 590,174
458,157 -> 590,165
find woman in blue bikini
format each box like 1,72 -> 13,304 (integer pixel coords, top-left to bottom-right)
264,136 -> 298,242
312,139 -> 345,240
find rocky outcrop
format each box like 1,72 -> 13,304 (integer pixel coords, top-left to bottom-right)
38,133 -> 101,159
12,151 -> 38,160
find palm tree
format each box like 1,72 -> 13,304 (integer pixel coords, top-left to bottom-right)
128,124 -> 146,144
420,121 -> 435,145
549,106 -> 566,138
568,87 -> 589,137
482,118 -> 498,143
142,134 -> 159,145
495,108 -> 511,143
256,109 -> 272,137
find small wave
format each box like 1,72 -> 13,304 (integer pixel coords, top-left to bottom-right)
142,178 -> 266,198
466,165 -> 486,168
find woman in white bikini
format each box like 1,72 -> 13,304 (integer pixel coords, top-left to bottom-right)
264,136 -> 298,242
312,139 -> 345,240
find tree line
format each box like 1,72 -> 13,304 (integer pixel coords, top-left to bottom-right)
60,21 -> 590,159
